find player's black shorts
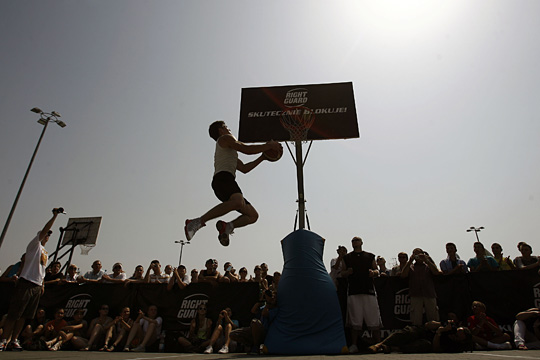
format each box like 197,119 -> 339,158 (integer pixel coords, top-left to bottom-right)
212,171 -> 250,205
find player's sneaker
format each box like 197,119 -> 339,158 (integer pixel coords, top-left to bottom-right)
204,345 -> 213,354
0,339 -> 7,351
184,218 -> 203,241
218,345 -> 229,354
9,340 -> 23,351
216,221 -> 234,246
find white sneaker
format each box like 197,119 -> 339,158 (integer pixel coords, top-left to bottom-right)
349,344 -> 359,354
216,220 -> 234,246
218,345 -> 229,354
204,345 -> 213,354
184,218 -> 203,240
499,342 -> 512,350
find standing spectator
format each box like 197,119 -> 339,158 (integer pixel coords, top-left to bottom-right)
44,261 -> 64,285
514,243 -> 540,270
102,263 -> 127,284
79,260 -> 105,283
491,243 -> 515,271
167,265 -> 190,291
124,305 -> 162,352
128,265 -> 145,283
250,265 -> 268,291
376,256 -> 391,276
0,254 -> 25,283
401,248 -> 441,326
467,242 -> 498,272
223,262 -> 239,282
261,263 -> 273,286
144,260 -> 169,283
177,304 -> 212,352
163,265 -> 173,279
467,301 -> 511,349
64,264 -> 79,283
390,252 -> 408,276
270,271 -> 281,292
440,243 -> 468,275
0,208 -> 62,351
81,304 -> 114,351
514,307 -> 540,350
238,267 -> 249,282
190,269 -> 199,283
329,245 -> 347,289
341,236 -> 382,353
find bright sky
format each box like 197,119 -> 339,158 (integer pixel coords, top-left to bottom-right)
1,1 -> 539,278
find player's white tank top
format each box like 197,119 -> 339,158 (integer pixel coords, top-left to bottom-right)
214,136 -> 238,177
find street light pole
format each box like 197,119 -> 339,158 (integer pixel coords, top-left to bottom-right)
0,108 -> 66,251
174,240 -> 189,266
466,226 -> 484,242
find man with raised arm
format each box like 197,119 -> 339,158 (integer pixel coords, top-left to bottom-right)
184,120 -> 280,246
0,207 -> 63,351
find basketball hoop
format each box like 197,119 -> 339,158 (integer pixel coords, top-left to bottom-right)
280,106 -> 315,142
80,244 -> 95,256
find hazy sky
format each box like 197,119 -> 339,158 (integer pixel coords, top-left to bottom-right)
1,1 -> 539,278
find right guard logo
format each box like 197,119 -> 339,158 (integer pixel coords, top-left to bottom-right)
176,293 -> 209,326
394,288 -> 411,322
64,293 -> 92,318
534,282 -> 540,307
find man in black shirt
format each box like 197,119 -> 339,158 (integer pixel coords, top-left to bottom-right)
342,237 -> 381,353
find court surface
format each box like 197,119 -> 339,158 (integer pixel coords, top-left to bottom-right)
0,350 -> 539,360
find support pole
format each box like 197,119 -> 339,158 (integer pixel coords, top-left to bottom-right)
295,141 -> 306,229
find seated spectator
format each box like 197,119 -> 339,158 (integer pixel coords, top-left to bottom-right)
261,263 -> 273,286
44,261 -> 64,285
376,256 -> 391,276
190,269 -> 199,283
390,252 -> 408,276
124,305 -> 162,352
102,263 -> 127,284
223,262 -> 238,283
329,245 -> 347,288
440,243 -> 468,275
514,243 -> 540,270
199,259 -> 223,285
249,265 -> 268,291
144,260 -> 169,283
64,263 -> 79,283
167,265 -> 190,291
81,304 -> 114,351
79,260 -> 105,283
491,243 -> 515,271
467,242 -> 498,272
177,303 -> 212,352
401,248 -> 441,326
20,307 -> 47,346
514,307 -> 540,350
48,309 -> 88,351
368,320 -> 473,353
0,254 -> 25,282
204,307 -> 239,354
467,301 -> 511,349
128,265 -> 145,283
103,307 -> 133,352
43,308 -> 68,349
238,267 -> 250,282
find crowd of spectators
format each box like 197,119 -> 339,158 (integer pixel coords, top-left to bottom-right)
1,222 -> 539,354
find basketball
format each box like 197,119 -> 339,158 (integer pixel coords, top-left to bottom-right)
264,143 -> 283,162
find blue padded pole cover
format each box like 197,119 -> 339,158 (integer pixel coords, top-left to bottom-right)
264,229 -> 347,354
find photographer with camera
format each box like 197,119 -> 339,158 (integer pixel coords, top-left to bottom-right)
401,248 -> 442,326
0,207 -> 64,351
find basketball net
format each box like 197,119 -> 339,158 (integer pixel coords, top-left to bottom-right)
80,244 -> 95,255
280,106 -> 315,142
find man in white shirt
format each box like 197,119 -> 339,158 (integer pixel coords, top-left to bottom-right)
0,208 -> 62,351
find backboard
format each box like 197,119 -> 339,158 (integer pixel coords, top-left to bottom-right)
239,82 -> 359,143
60,217 -> 102,246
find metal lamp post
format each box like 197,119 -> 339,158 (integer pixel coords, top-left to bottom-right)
174,240 -> 190,266
466,226 -> 484,242
0,108 -> 66,250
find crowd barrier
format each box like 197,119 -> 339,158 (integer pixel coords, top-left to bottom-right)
1,269 -> 538,333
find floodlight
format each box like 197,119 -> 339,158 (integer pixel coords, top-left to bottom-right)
31,107 -> 43,114
51,111 -> 61,117
57,120 -> 67,128
37,119 -> 47,125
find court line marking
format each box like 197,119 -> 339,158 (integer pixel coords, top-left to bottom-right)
471,353 -> 540,359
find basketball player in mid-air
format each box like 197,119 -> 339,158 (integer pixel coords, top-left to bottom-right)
184,120 -> 281,246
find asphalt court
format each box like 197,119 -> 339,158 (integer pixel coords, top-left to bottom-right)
0,350 -> 539,360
